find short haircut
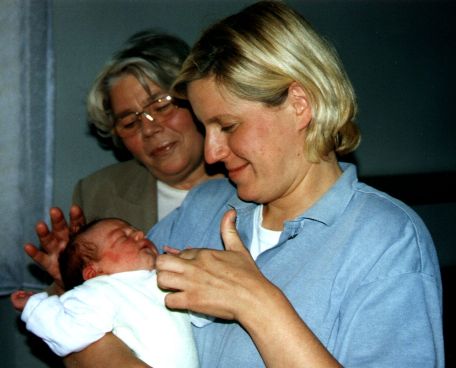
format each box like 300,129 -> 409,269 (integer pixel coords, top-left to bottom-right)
87,30 -> 190,149
173,1 -> 360,162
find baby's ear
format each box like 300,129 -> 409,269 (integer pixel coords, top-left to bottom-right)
82,264 -> 98,281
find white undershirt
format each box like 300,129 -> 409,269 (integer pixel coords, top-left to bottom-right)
157,181 -> 189,220
250,205 -> 282,260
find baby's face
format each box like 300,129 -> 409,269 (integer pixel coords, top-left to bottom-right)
85,219 -> 159,275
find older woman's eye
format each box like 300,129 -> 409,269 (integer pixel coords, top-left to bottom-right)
121,119 -> 139,130
156,101 -> 173,112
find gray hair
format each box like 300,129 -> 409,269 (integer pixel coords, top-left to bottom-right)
87,30 -> 190,148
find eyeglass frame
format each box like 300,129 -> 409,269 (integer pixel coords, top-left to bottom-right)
112,94 -> 179,138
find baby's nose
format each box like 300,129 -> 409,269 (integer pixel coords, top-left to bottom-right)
133,230 -> 145,241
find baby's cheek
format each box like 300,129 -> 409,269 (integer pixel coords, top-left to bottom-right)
104,251 -> 122,263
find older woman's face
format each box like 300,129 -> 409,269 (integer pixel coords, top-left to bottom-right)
109,74 -> 205,187
187,77 -> 311,205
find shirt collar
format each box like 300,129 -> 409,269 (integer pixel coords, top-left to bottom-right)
292,162 -> 357,226
227,162 -> 358,228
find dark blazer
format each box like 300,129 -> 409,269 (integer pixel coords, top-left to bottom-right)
72,160 -> 157,233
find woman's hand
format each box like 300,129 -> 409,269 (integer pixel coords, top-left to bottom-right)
24,205 -> 85,290
156,209 -> 277,323
158,209 -> 341,367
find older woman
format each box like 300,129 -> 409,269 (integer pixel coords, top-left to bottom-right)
81,30 -> 222,229
24,30 -> 223,291
30,1 -> 444,367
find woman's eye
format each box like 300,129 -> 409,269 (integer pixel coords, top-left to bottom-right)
122,119 -> 138,130
156,102 -> 172,113
221,123 -> 237,133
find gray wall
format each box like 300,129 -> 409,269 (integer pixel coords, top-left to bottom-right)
53,0 -> 456,213
52,0 -> 257,215
3,1 -> 454,367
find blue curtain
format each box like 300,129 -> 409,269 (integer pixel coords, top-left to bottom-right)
0,0 -> 54,295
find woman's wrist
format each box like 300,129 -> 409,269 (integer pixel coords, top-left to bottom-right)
46,282 -> 65,296
236,278 -> 285,330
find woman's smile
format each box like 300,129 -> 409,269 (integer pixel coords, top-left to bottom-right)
150,141 -> 177,157
227,162 -> 249,181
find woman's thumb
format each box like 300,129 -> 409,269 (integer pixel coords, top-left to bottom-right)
220,209 -> 247,254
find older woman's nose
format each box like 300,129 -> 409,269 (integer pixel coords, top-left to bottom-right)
140,114 -> 163,137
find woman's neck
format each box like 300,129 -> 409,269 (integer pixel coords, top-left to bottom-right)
262,156 -> 342,231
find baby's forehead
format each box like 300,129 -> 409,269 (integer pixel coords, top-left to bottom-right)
81,218 -> 130,241
96,218 -> 131,231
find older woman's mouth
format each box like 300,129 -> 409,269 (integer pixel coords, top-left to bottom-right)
151,142 -> 176,156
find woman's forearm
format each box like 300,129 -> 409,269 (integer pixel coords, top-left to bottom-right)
240,283 -> 342,368
63,333 -> 150,368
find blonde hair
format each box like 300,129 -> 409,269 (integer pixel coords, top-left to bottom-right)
87,30 -> 189,148
173,0 -> 360,161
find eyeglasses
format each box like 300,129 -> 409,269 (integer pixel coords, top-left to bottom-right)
113,95 -> 178,138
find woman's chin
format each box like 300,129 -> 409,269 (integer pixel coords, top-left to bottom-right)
236,186 -> 261,204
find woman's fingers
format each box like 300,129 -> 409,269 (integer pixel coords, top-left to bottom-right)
162,245 -> 181,255
23,206 -> 85,288
38,206 -> 86,253
34,208 -> 69,255
156,247 -> 255,319
24,242 -> 63,287
155,210 -> 266,320
156,254 -> 199,310
157,253 -> 188,274
49,207 -> 70,237
69,205 -> 86,234
24,243 -> 50,268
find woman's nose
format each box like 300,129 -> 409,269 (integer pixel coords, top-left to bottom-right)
140,114 -> 163,136
205,130 -> 229,164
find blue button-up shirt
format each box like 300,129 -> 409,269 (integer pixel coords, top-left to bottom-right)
148,163 -> 444,367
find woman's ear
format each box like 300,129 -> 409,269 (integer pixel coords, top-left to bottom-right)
82,264 -> 98,281
288,82 -> 312,130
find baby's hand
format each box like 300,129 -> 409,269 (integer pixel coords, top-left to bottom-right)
10,290 -> 35,311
